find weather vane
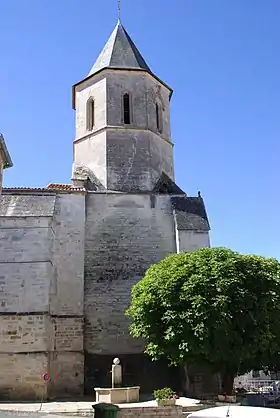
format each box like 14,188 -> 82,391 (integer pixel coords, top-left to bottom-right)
117,0 -> 121,22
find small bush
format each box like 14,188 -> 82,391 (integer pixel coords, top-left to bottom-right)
153,387 -> 178,400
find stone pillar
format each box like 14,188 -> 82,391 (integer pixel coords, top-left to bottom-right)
112,358 -> 122,388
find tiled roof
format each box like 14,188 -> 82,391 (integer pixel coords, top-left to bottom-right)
171,195 -> 210,231
3,187 -> 53,192
88,21 -> 151,76
2,185 -> 86,193
47,183 -> 73,190
153,173 -> 186,194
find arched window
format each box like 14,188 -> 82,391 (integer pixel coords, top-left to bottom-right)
156,103 -> 162,133
123,93 -> 130,125
86,98 -> 95,131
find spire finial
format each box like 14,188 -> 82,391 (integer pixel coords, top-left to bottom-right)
117,0 -> 121,22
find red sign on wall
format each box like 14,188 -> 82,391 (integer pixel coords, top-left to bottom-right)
42,372 -> 50,381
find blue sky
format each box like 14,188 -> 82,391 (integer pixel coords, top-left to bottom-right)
1,0 -> 280,259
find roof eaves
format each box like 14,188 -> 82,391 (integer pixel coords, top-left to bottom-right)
2,187 -> 87,195
0,134 -> 13,169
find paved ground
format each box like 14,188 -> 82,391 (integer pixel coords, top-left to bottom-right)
0,398 -> 201,415
0,414 -> 79,418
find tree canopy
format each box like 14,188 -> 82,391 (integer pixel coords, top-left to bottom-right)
126,248 -> 280,390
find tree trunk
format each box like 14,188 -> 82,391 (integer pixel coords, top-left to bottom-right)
182,364 -> 195,396
221,370 -> 235,394
184,365 -> 191,394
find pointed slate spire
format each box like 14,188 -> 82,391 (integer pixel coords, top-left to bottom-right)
88,21 -> 151,76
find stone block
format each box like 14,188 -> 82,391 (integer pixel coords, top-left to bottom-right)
95,386 -> 140,404
0,262 -> 52,313
0,314 -> 51,353
49,351 -> 84,398
50,194 -> 85,316
117,406 -> 183,418
52,316 -> 84,351
0,352 -> 49,400
0,227 -> 53,263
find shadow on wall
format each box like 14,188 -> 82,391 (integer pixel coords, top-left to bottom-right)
84,353 -> 181,396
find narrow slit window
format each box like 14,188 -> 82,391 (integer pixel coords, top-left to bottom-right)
87,98 -> 95,131
123,93 -> 130,124
156,103 -> 162,133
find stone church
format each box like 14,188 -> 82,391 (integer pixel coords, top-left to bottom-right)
0,21 -> 210,400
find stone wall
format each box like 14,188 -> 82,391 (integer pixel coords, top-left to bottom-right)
51,194 -> 85,316
0,312 -> 51,399
49,193 -> 85,397
0,190 -> 210,399
0,194 -> 55,399
105,69 -> 174,192
0,315 -> 50,352
74,71 -> 107,188
84,193 -> 176,353
175,230 -> 210,253
49,352 -> 84,398
74,130 -> 107,188
106,71 -> 171,142
84,192 -> 179,392
0,353 -> 48,400
75,73 -> 107,141
84,191 -> 210,394
0,192 -> 85,399
0,261 -> 52,313
117,406 -> 183,418
73,69 -> 174,193
52,317 -> 83,351
106,129 -> 173,192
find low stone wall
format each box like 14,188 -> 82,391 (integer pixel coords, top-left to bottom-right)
118,406 -> 183,418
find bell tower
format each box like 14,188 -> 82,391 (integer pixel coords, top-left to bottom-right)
72,22 -> 174,192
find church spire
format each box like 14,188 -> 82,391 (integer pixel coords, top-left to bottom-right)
88,21 -> 151,77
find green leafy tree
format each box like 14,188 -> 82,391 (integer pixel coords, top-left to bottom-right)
126,248 -> 280,392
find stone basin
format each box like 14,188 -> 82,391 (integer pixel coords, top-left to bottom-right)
94,387 -> 140,404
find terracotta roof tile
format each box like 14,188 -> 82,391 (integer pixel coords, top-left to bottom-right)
47,183 -> 73,190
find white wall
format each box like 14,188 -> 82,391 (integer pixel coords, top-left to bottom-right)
176,230 -> 210,253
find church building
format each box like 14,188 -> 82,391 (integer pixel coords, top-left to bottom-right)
0,21 -> 210,400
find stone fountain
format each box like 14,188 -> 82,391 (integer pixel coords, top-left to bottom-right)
94,358 -> 140,404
